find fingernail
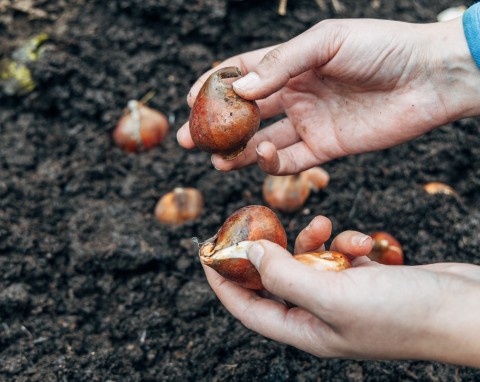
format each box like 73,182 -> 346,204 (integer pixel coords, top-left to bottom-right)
247,243 -> 265,269
233,72 -> 260,91
304,220 -> 314,232
352,234 -> 371,247
255,145 -> 265,163
211,156 -> 220,171
255,145 -> 263,158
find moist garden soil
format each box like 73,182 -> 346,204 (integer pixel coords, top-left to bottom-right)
1,0 -> 479,380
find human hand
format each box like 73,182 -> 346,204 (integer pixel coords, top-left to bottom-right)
179,17 -> 480,174
202,215 -> 480,366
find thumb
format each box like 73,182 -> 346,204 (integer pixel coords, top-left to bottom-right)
232,23 -> 343,100
248,240 -> 336,311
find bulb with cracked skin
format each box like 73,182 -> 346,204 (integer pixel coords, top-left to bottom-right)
198,205 -> 287,289
189,66 -> 261,160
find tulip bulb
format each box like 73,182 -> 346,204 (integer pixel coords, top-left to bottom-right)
113,100 -> 169,152
199,205 -> 287,289
189,66 -> 260,160
155,187 -> 203,225
423,182 -> 456,196
304,167 -> 330,191
368,232 -> 404,265
262,167 -> 330,213
294,251 -> 352,271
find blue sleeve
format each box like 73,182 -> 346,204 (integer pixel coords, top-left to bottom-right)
463,3 -> 480,70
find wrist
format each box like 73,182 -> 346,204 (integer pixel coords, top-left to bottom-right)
426,17 -> 480,121
425,276 -> 480,367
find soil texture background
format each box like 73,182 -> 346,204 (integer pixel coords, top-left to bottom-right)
0,0 -> 479,380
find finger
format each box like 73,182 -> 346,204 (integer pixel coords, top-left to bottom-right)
294,216 -> 332,254
351,256 -> 374,267
211,118 -> 301,171
202,264 -> 338,356
177,122 -> 196,149
330,231 -> 373,258
178,95 -> 285,151
247,240 -> 339,314
187,46 -> 280,108
232,26 -> 343,100
255,141 -> 322,175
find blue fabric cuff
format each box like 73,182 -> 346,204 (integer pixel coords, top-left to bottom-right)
463,3 -> 480,70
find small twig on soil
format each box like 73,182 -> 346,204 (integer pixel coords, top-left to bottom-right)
140,329 -> 147,344
348,187 -> 363,219
278,0 -> 287,16
140,90 -> 155,105
314,0 -> 328,12
2,0 -> 48,19
331,0 -> 346,14
20,325 -> 34,340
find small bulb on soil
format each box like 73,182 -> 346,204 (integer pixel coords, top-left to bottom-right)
262,167 -> 329,213
113,100 -> 169,153
423,182 -> 456,196
155,187 -> 203,225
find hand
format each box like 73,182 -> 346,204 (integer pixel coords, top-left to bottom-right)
202,215 -> 480,366
179,17 -> 480,174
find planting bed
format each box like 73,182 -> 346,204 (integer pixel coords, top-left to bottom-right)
0,0 -> 479,380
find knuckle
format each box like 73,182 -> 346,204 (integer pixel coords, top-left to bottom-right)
260,47 -> 283,67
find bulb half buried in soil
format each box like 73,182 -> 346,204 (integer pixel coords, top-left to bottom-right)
199,205 -> 287,289
189,66 -> 261,160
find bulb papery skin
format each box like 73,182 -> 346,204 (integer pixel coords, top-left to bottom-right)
199,205 -> 287,289
294,251 -> 352,271
201,241 -> 264,289
189,66 -> 260,159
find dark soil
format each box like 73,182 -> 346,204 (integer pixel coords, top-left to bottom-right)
0,0 -> 479,380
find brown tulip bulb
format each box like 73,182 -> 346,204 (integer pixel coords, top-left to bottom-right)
294,251 -> 352,271
262,167 -> 330,213
189,66 -> 261,160
113,100 -> 169,153
368,232 -> 404,265
262,174 -> 311,213
303,167 -> 330,191
199,205 -> 287,289
155,187 -> 203,225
